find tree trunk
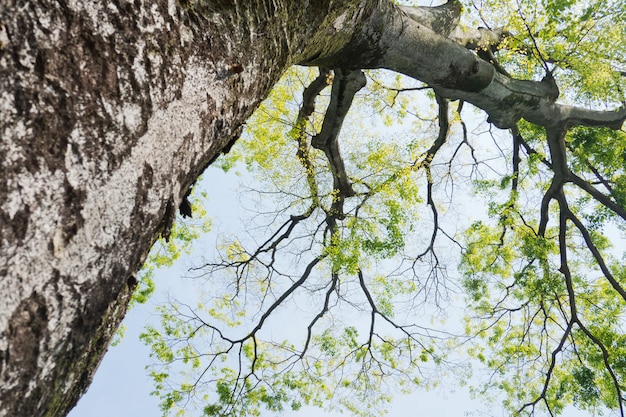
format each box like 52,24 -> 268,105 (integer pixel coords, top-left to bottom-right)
0,0 -> 370,415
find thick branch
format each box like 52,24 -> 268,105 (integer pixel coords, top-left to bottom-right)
399,0 -> 461,37
294,68 -> 332,206
300,68 -> 332,119
312,68 -> 366,206
326,5 -> 626,130
450,27 -> 509,51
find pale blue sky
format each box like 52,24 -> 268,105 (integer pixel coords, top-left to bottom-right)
68,165 -> 489,417
67,163 -> 595,417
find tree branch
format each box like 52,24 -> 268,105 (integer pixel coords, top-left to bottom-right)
294,68 -> 332,207
399,0 -> 461,37
312,68 -> 366,206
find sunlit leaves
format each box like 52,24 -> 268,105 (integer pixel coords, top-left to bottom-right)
142,63 -> 454,416
462,160 -> 626,416
140,1 -> 626,415
464,0 -> 626,104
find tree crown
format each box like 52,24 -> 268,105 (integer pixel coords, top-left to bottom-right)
137,0 -> 626,416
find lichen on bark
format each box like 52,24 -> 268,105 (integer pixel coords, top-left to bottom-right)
0,1 -> 377,416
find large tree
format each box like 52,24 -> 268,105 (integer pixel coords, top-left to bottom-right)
1,0 -> 625,416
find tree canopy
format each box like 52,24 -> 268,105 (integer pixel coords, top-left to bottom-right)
136,0 -> 626,417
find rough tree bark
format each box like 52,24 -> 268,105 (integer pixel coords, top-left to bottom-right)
0,1 -> 364,415
1,0 -> 624,417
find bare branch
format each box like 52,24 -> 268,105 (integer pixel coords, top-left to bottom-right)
300,273 -> 339,357
416,95 -> 449,259
239,255 -> 326,342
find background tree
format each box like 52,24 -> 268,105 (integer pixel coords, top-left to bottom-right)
1,0 -> 625,417
139,1 -> 626,417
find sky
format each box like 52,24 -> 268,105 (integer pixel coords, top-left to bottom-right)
68,164 -> 491,417
67,161 -> 598,417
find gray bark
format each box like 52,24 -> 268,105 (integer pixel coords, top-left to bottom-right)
0,0 -> 366,416
1,0 -> 624,416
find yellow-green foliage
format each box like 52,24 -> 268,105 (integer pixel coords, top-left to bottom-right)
463,0 -> 626,106
141,1 -> 626,414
